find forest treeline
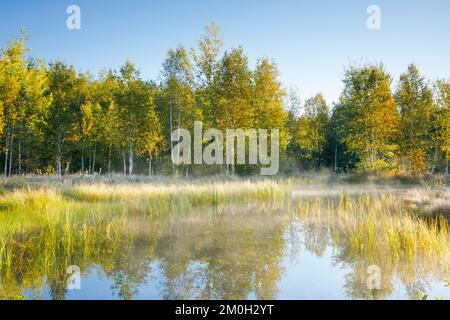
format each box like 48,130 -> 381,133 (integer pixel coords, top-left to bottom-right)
0,24 -> 448,177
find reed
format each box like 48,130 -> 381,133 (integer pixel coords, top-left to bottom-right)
296,193 -> 450,271
0,177 -> 448,299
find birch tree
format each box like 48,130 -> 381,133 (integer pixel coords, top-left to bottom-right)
296,93 -> 329,168
433,79 -> 450,174
192,22 -> 223,129
216,48 -> 253,175
46,62 -> 80,177
337,64 -> 399,172
161,46 -> 198,175
0,34 -> 28,176
395,64 -> 434,174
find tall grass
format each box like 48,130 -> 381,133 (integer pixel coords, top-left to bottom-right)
296,193 -> 450,277
0,179 -> 292,299
0,177 -> 448,299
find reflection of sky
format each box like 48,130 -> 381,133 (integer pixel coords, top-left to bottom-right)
278,244 -> 450,300
278,246 -> 352,299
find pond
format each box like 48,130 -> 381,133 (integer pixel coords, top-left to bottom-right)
0,182 -> 449,300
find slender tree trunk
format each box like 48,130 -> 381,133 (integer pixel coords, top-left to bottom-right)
108,139 -> 112,175
315,126 -> 319,169
18,140 -> 21,175
409,118 -> 413,173
129,142 -> 134,176
4,131 -> 8,177
446,142 -> 449,176
17,125 -> 22,175
446,120 -> 449,176
170,101 -> 174,175
148,151 -> 152,176
122,147 -> 126,175
371,122 -> 376,168
176,92 -> 181,176
8,135 -> 13,177
225,107 -> 230,176
81,145 -> 84,174
446,158 -> 449,176
56,134 -> 62,178
92,143 -> 97,174
65,160 -> 70,175
431,148 -> 438,174
211,92 -> 216,128
231,118 -> 235,176
334,145 -> 338,172
334,131 -> 338,172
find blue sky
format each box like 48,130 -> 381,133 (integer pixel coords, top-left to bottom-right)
0,0 -> 449,103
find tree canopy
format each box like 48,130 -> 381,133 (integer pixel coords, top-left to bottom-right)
0,26 -> 448,176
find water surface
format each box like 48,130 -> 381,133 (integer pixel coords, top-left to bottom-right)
1,188 -> 449,300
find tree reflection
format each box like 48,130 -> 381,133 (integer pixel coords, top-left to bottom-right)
0,195 -> 448,300
154,207 -> 287,300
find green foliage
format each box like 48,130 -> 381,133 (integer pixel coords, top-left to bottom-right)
433,79 -> 450,175
335,64 -> 399,173
296,93 -> 328,167
395,64 -> 435,174
0,29 -> 448,176
253,58 -> 290,151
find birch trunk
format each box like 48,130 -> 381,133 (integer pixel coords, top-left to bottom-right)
129,143 -> 134,176
18,139 -> 21,175
108,139 -> 112,174
176,92 -> 181,176
81,146 -> 84,174
8,135 -> 13,177
122,147 -> 126,175
170,101 -> 174,175
430,148 -> 438,174
148,151 -> 152,176
334,145 -> 338,173
65,161 -> 70,175
56,134 -> 62,178
447,122 -> 449,176
4,132 -> 8,177
92,143 -> 97,174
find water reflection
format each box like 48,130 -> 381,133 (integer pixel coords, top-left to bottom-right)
0,195 -> 448,300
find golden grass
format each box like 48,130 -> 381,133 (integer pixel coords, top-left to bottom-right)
296,193 -> 450,270
0,177 -> 448,299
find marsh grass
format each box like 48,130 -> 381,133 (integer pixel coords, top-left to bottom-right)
66,179 -> 288,205
296,193 -> 450,278
0,178 -> 292,299
0,176 -> 448,299
0,190 -> 127,299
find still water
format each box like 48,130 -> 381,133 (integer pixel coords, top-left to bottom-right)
2,190 -> 449,300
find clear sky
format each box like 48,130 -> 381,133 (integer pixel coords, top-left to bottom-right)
0,0 -> 449,104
